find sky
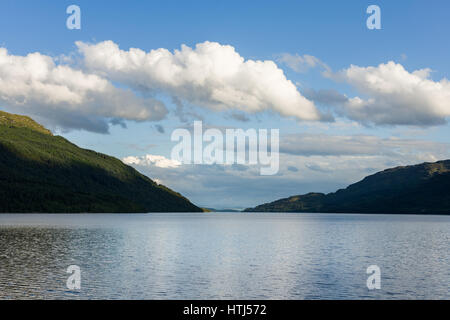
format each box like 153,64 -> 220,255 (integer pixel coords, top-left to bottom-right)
1,0 -> 450,209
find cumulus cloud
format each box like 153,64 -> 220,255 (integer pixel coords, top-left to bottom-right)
4,42 -> 448,132
76,40 -> 325,121
0,48 -> 167,133
333,61 -> 450,126
122,154 -> 181,168
277,53 -> 330,73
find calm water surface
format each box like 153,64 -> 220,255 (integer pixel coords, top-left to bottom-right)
0,213 -> 448,299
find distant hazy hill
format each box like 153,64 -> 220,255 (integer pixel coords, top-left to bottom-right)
0,110 -> 201,213
203,208 -> 242,212
245,160 -> 450,214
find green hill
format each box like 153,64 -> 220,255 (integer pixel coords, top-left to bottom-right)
0,110 -> 201,213
244,160 -> 450,214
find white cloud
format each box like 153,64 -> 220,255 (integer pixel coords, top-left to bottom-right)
277,53 -> 330,73
3,43 -> 449,132
334,61 -> 450,126
123,154 -> 181,168
77,40 -> 325,121
0,48 -> 167,133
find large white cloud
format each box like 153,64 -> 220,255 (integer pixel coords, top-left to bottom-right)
76,40 -> 324,121
0,48 -> 167,132
334,61 -> 450,126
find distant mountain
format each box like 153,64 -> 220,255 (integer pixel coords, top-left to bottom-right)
0,110 -> 201,213
203,208 -> 242,212
244,160 -> 450,214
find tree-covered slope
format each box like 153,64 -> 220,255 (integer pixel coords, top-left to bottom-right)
244,161 -> 450,214
0,110 -> 201,213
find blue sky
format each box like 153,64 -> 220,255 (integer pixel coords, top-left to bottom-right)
1,1 -> 450,208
